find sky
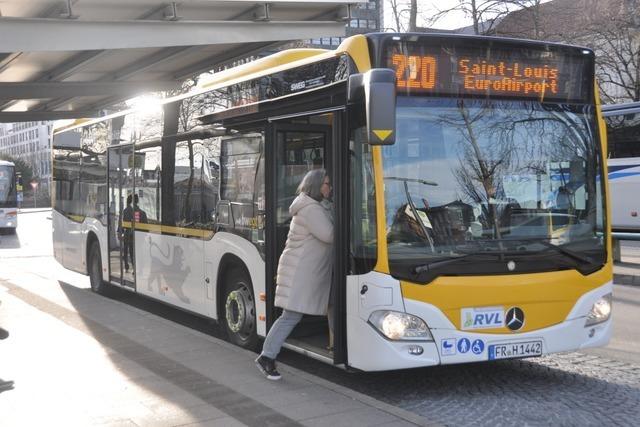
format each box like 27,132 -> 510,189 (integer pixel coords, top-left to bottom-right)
419,0 -> 473,30
383,0 -> 475,31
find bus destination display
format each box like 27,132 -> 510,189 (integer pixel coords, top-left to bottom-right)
386,43 -> 591,103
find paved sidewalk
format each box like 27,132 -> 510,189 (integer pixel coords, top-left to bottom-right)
0,268 -> 431,427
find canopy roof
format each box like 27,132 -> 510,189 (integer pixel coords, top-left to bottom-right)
0,0 -> 358,122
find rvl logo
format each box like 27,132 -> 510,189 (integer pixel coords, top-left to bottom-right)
461,307 -> 505,330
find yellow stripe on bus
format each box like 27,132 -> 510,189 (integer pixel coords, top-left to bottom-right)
121,221 -> 214,239
594,82 -> 614,264
201,49 -> 327,90
68,214 -> 85,223
372,145 -> 390,274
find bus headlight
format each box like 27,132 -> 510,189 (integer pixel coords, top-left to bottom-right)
585,293 -> 612,326
368,310 -> 432,341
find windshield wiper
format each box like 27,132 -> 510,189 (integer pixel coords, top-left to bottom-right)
385,176 -> 438,186
412,238 -> 547,275
537,240 -> 595,265
472,237 -> 596,264
413,253 -> 491,275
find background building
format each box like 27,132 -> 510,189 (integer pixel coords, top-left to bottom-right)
0,121 -> 53,193
308,0 -> 382,48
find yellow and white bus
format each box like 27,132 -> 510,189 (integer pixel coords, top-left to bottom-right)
52,33 -> 612,371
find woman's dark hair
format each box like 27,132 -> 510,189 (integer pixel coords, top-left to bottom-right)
126,194 -> 139,205
297,168 -> 327,201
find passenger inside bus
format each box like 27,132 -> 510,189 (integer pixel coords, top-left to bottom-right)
119,194 -> 147,272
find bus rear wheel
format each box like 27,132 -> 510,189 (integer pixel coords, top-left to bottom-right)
223,268 -> 258,351
88,240 -> 109,295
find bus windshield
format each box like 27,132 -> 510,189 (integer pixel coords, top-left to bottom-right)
383,97 -> 606,282
0,165 -> 16,208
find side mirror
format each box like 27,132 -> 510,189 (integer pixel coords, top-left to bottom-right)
348,69 -> 397,145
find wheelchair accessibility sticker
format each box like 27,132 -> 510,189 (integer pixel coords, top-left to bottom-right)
472,339 -> 485,355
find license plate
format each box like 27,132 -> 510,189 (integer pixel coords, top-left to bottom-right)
488,340 -> 542,360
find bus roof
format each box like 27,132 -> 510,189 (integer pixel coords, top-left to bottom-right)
0,160 -> 15,166
364,31 -> 594,54
53,34 -> 371,136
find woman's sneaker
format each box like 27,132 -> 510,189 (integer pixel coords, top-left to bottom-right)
255,355 -> 282,380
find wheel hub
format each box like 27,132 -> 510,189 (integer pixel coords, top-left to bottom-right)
225,285 -> 255,338
225,291 -> 244,333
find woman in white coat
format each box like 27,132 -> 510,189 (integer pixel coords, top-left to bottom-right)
255,169 -> 333,380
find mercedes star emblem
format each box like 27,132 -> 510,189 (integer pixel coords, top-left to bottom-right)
505,307 -> 525,331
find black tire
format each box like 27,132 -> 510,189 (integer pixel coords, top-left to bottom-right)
222,267 -> 258,351
88,240 -> 109,295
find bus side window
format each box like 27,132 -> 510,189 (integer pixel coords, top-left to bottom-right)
201,159 -> 217,224
138,145 -> 162,224
200,138 -> 220,229
53,148 -> 81,217
606,112 -> 640,158
218,132 -> 264,244
173,141 -> 203,227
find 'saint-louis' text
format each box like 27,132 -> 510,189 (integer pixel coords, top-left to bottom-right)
458,59 -> 559,96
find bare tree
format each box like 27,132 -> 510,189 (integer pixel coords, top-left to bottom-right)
409,0 -> 418,31
587,13 -> 640,103
387,0 -> 408,31
428,0 -> 512,34
499,0 -> 545,39
385,0 -> 423,32
490,0 -> 639,103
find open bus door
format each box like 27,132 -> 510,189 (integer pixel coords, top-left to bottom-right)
266,109 -> 347,365
107,144 -> 136,288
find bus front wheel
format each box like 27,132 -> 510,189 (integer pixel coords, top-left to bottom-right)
88,241 -> 109,295
223,268 -> 258,351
